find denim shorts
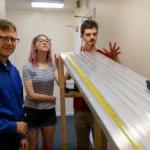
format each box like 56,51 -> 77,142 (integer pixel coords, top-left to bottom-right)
24,107 -> 57,129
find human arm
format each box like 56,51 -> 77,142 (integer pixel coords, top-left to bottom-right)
23,64 -> 56,103
24,80 -> 56,102
0,118 -> 16,133
17,122 -> 28,150
0,116 -> 27,134
0,119 -> 28,150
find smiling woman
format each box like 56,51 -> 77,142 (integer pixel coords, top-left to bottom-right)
23,34 -> 59,150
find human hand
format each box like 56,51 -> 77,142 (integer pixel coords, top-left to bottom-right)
20,139 -> 28,150
81,41 -> 96,52
101,42 -> 121,60
16,122 -> 28,135
50,96 -> 56,102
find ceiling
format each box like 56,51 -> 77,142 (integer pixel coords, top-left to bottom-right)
6,0 -> 76,11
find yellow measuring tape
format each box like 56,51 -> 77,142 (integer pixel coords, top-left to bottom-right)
66,54 -> 143,150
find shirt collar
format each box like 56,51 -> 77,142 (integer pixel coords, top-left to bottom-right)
0,59 -> 12,71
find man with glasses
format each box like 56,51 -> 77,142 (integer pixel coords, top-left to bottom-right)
0,20 -> 28,150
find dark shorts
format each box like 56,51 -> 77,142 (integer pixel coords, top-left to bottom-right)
24,107 -> 57,129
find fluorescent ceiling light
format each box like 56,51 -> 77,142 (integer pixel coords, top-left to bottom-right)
31,2 -> 64,8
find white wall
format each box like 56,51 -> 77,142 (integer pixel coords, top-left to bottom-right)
75,0 -> 150,78
0,0 -> 6,18
74,0 -> 96,51
6,10 -> 75,115
96,0 -> 150,78
6,10 -> 74,71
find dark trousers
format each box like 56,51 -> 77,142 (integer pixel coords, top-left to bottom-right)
74,110 -> 94,150
0,133 -> 20,150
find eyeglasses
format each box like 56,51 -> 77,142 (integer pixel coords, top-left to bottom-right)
37,39 -> 51,44
0,35 -> 20,43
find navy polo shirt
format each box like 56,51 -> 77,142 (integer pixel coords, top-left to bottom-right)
0,60 -> 24,134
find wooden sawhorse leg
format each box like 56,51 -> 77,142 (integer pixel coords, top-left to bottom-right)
58,57 -> 68,150
94,121 -> 107,150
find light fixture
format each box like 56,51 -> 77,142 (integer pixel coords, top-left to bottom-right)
31,0 -> 64,9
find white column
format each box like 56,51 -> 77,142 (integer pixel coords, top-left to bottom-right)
0,0 -> 6,19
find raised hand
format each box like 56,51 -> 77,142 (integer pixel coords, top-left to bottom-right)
81,41 -> 96,52
101,42 -> 121,61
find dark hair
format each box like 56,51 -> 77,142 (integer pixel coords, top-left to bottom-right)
0,19 -> 16,32
81,20 -> 98,35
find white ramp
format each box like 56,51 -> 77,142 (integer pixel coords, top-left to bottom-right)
61,51 -> 150,150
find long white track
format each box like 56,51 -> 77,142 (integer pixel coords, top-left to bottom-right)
61,51 -> 150,150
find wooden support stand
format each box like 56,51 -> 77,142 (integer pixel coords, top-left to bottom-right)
58,57 -> 107,150
94,121 -> 107,150
58,57 -> 68,150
